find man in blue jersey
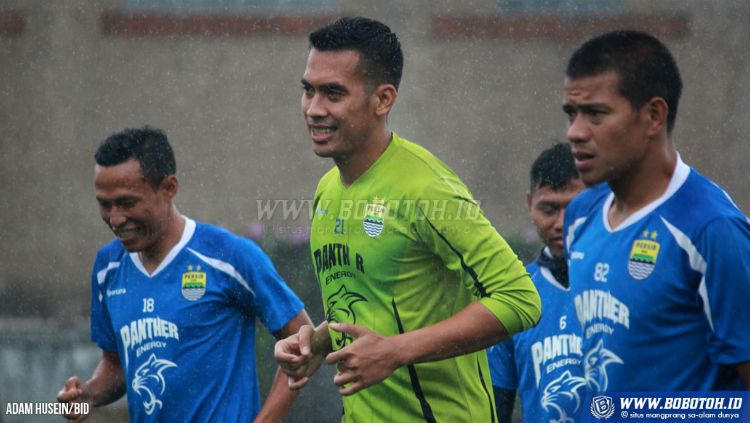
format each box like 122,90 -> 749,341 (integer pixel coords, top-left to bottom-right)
488,143 -> 586,422
57,127 -> 313,422
562,31 -> 750,394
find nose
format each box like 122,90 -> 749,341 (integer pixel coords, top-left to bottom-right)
554,209 -> 565,232
108,208 -> 127,228
567,115 -> 590,144
303,93 -> 326,119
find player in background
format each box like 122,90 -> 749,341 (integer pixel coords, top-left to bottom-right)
488,143 -> 585,422
563,31 -> 750,393
57,127 -> 312,422
275,16 -> 541,422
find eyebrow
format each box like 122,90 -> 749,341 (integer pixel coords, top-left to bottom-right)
300,79 -> 348,93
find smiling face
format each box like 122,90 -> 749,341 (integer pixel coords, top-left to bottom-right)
94,159 -> 176,254
528,179 -> 584,258
301,48 -> 379,160
563,71 -> 652,187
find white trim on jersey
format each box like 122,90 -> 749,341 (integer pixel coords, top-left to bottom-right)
187,248 -> 256,297
602,156 -> 691,232
566,217 -> 587,253
661,216 -> 713,330
539,247 -> 570,292
97,261 -> 121,285
129,217 -> 196,278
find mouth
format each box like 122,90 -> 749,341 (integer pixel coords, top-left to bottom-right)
572,150 -> 595,171
308,125 -> 337,143
113,226 -> 140,241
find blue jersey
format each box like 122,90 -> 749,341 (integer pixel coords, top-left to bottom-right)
90,218 -> 304,422
488,253 -> 586,423
564,159 -> 750,392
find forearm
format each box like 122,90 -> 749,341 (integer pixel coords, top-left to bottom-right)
254,369 -> 299,422
391,302 -> 508,365
87,351 -> 127,407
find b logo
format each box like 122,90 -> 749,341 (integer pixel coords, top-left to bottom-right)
590,395 -> 615,419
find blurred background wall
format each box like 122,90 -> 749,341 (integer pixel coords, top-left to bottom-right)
1,0 -> 748,421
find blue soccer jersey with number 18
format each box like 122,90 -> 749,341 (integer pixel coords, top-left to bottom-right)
488,253 -> 586,423
564,158 -> 750,393
91,217 -> 304,422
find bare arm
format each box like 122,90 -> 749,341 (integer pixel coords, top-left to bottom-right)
737,361 -> 750,390
326,302 -> 508,395
57,350 -> 126,420
253,310 -> 314,423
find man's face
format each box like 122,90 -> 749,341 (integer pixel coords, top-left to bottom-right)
527,179 -> 584,258
94,159 -> 173,253
301,48 -> 377,159
563,72 -> 651,186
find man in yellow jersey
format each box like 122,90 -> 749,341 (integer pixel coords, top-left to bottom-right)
275,16 -> 541,422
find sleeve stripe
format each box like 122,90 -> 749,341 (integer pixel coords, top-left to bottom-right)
187,248 -> 255,297
96,261 -> 120,285
421,213 -> 488,298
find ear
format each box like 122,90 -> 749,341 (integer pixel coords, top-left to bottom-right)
526,191 -> 533,212
160,175 -> 179,199
643,97 -> 668,137
372,84 -> 398,117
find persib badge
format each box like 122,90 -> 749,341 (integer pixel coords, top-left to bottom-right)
363,198 -> 386,238
181,265 -> 206,301
627,230 -> 660,280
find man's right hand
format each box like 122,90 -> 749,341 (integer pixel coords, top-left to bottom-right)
274,322 -> 330,390
57,376 -> 93,421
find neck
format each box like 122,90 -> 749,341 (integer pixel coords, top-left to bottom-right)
140,208 -> 185,273
335,128 -> 392,187
608,138 -> 677,228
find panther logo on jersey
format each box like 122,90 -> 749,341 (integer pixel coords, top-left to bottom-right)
584,340 -> 623,393
132,353 -> 177,415
325,285 -> 367,347
628,230 -> 660,280
541,370 -> 587,423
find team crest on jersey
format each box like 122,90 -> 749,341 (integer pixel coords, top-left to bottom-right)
363,197 -> 386,238
627,230 -> 660,280
181,264 -> 206,301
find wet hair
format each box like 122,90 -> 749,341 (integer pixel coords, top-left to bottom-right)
530,143 -> 580,193
309,16 -> 403,90
566,30 -> 682,133
94,126 -> 176,188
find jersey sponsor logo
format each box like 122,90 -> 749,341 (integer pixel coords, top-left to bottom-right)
325,284 -> 367,348
570,251 -> 585,260
574,289 -> 630,329
120,317 -> 180,369
131,353 -> 177,415
541,370 -> 587,423
584,339 -> 623,393
181,264 -> 206,301
627,230 -> 660,280
531,334 -> 583,386
107,288 -> 127,297
363,197 -> 386,237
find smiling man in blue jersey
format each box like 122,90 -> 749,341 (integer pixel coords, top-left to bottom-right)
57,127 -> 313,422
488,143 -> 586,422
562,31 -> 750,395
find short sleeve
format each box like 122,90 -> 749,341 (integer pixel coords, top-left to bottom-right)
698,216 -> 750,365
231,239 -> 304,334
90,251 -> 118,352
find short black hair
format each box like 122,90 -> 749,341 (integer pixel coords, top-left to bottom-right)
309,16 -> 403,90
94,126 -> 176,187
530,143 -> 579,193
566,30 -> 682,133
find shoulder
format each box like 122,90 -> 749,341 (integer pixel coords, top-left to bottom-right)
94,239 -> 127,268
314,167 -> 340,198
189,221 -> 269,263
567,183 -> 610,220
666,168 -> 747,226
392,134 -> 473,199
